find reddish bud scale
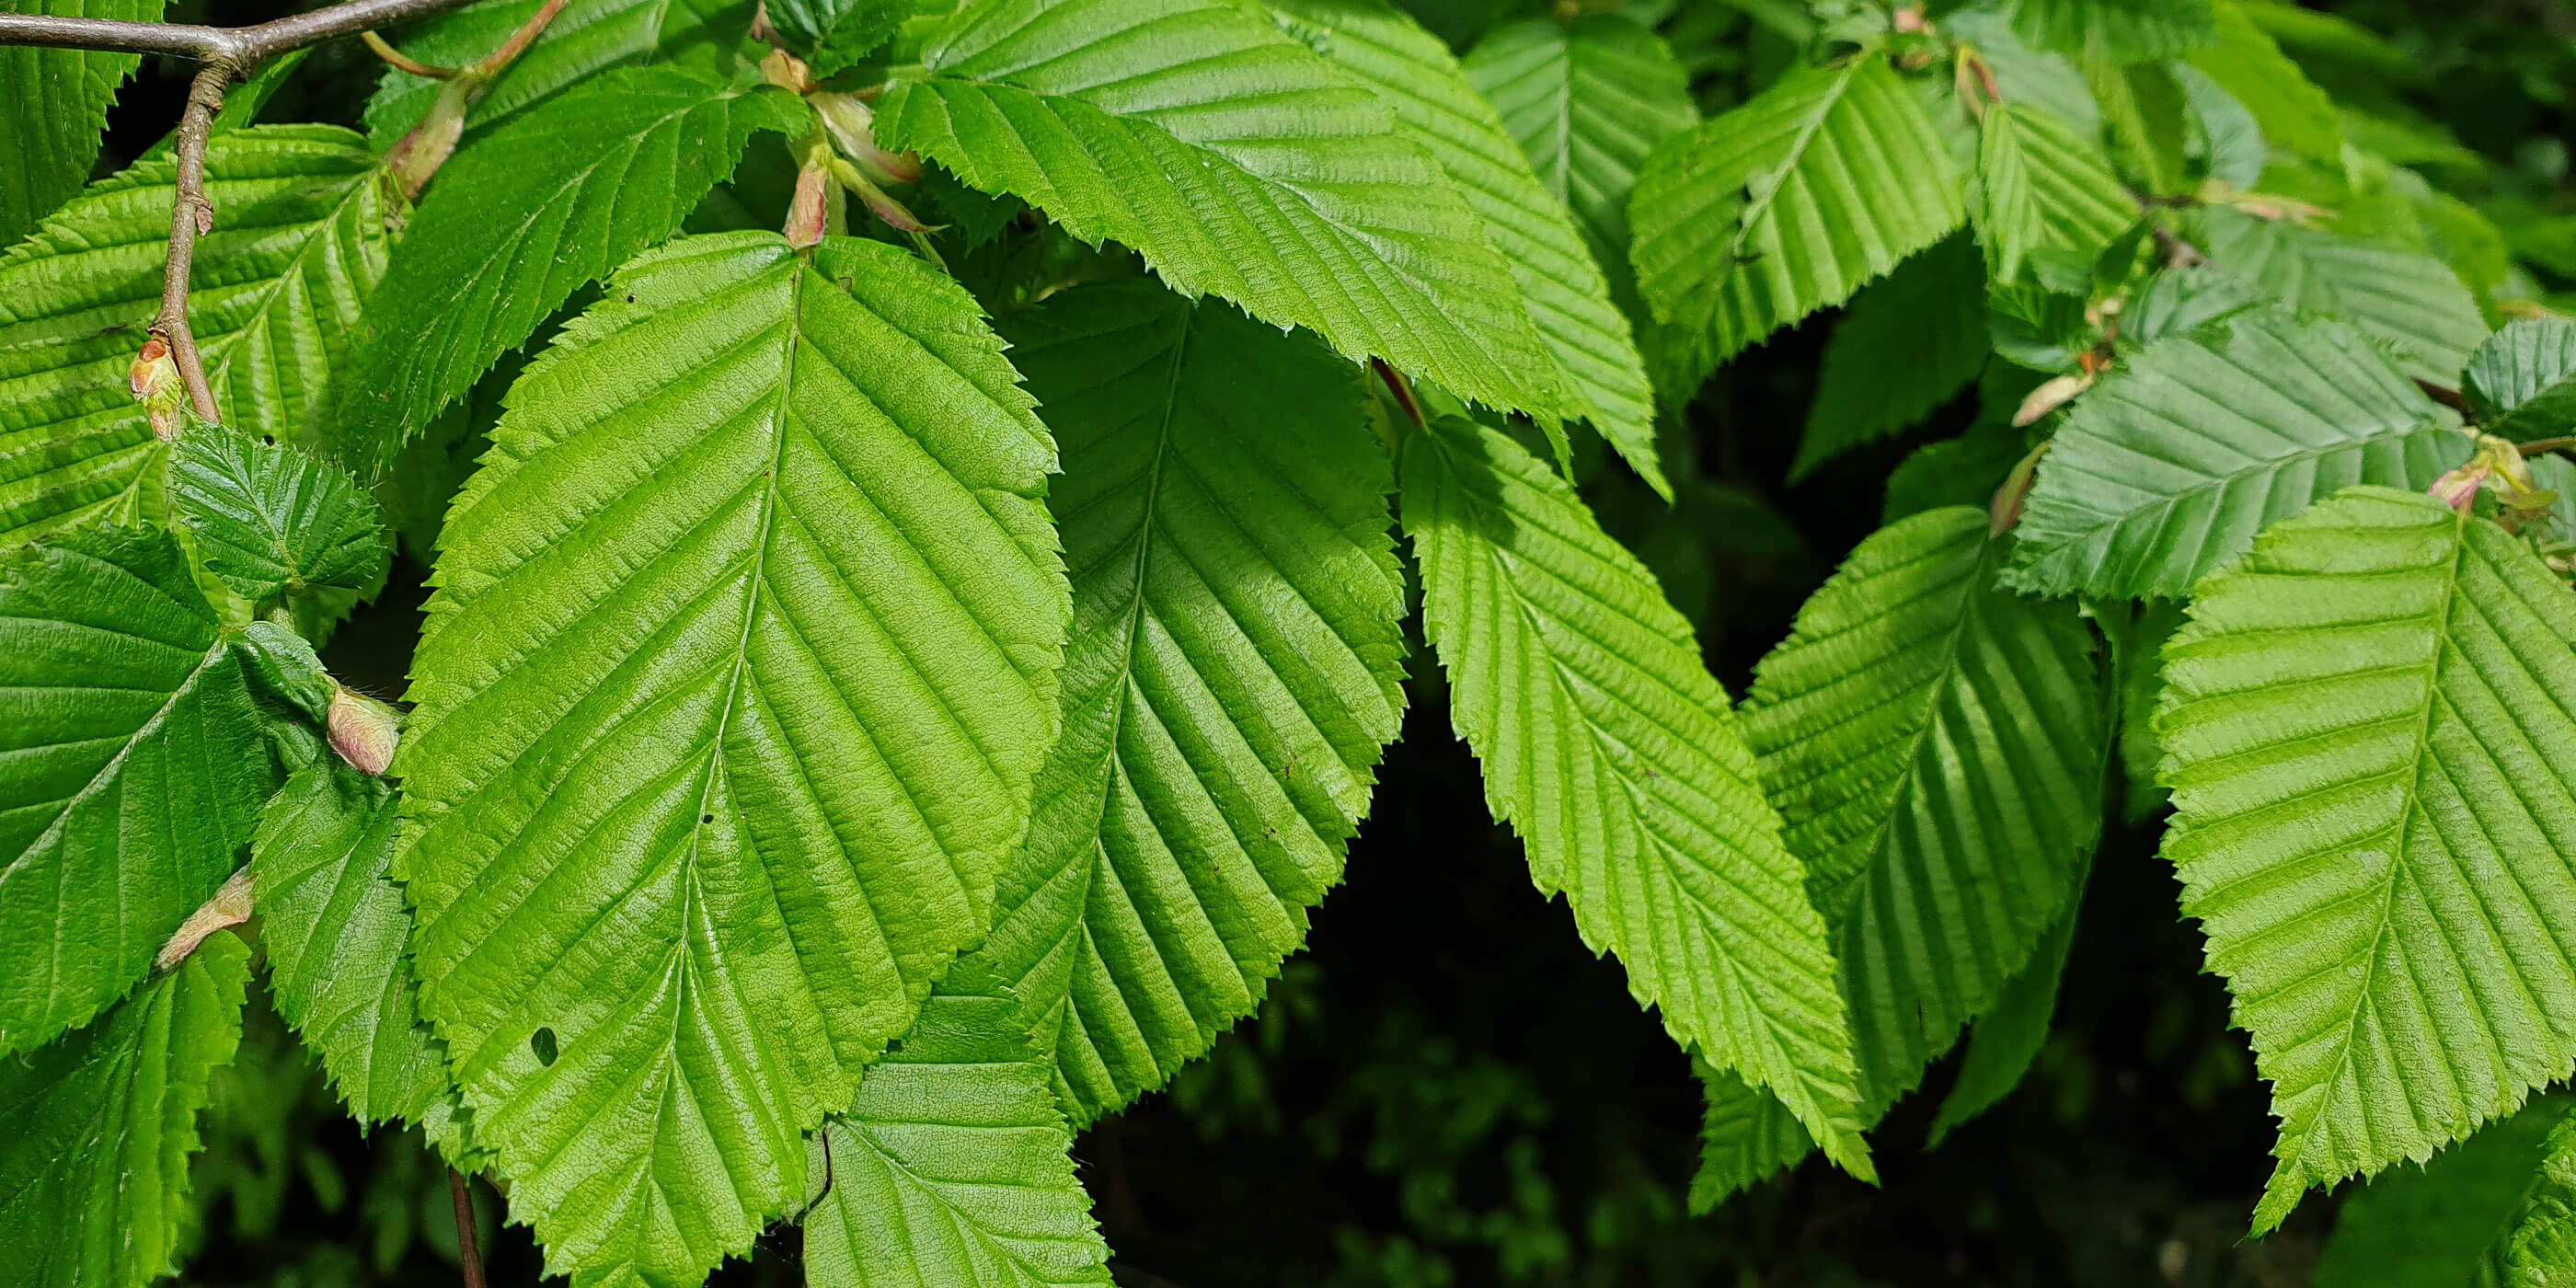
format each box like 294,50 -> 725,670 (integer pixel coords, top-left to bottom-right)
328,686 -> 401,776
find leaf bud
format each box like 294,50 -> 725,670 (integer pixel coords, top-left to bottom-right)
130,336 -> 185,442
328,685 -> 401,776
156,868 -> 254,971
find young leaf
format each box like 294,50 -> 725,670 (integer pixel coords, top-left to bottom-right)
763,0 -> 907,73
2156,488 -> 2576,1232
802,982 -> 1112,1288
2466,317 -> 2576,441
252,762 -> 454,1129
2311,1095 -> 2571,1288
363,0 -> 755,141
965,281 -> 1406,1124
0,524 -> 280,1057
1400,413 -> 1872,1179
0,0 -> 162,248
875,0 -> 1562,422
2007,0 -> 2216,63
0,125 -> 394,546
2202,208 -> 2492,386
1925,861 -> 2084,1145
1690,1064 -> 1813,1212
2493,1108 -> 2576,1286
0,932 -> 248,1288
1269,0 -> 1664,493
1969,100 -> 2136,292
1795,236 -> 1987,479
2007,314 -> 2467,599
397,232 -> 1067,1287
2185,0 -> 2342,167
2088,59 -> 2189,196
171,430 -> 389,604
1630,55 -> 1965,383
340,69 -> 806,464
1463,16 -> 1697,270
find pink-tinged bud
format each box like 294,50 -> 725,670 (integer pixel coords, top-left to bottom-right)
761,48 -> 816,95
2013,371 -> 2096,427
786,162 -> 832,248
157,868 -> 254,971
814,94 -> 923,185
1893,6 -> 1927,32
829,157 -> 937,235
2430,462 -> 2491,514
328,686 -> 401,776
130,336 -> 185,441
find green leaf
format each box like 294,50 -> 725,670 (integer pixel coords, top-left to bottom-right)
364,0 -> 756,141
1630,55 -> 1965,383
802,982 -> 1112,1288
1463,17 -> 1696,271
2202,207 -> 2492,386
764,0 -> 907,72
1400,413 -> 1871,1180
1270,0 -> 1662,493
2185,0 -> 2341,167
2467,318 -> 2576,442
2313,1095 -> 2572,1288
0,0 -> 163,248
2156,487 -> 2576,1233
0,932 -> 248,1288
0,125 -> 395,546
0,524 -> 280,1057
1926,858 -> 2084,1145
2007,0 -> 2216,63
252,762 -> 454,1129
1794,235 -> 1986,479
1689,1062 -> 1812,1212
172,429 -> 388,604
1970,100 -> 2136,293
876,0 -> 1560,422
2111,598 -> 2189,822
2006,314 -> 2467,599
2494,1107 -> 2576,1287
340,69 -> 807,465
962,281 -> 1405,1124
2176,63 -> 2266,190
396,232 -> 1067,1287
2088,58 -> 2188,196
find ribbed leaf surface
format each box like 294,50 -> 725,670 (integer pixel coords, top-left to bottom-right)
2007,314 -> 2467,599
969,282 -> 1405,1123
0,932 -> 247,1288
2007,0 -> 2216,62
0,524 -> 276,1057
874,0 -> 1561,421
2467,318 -> 2576,441
1629,55 -> 1964,380
172,430 -> 387,604
0,0 -> 162,248
2156,487 -> 2576,1232
1689,1065 -> 1812,1211
397,232 -> 1067,1287
1271,0 -> 1659,489
1970,100 -> 2135,291
253,763 -> 452,1128
0,125 -> 393,545
364,0 -> 753,139
1464,17 -> 1696,267
2313,1096 -> 2570,1288
2187,0 -> 2341,166
341,70 -> 805,463
2496,1109 -> 2576,1286
1401,413 -> 1870,1179
803,983 -> 1112,1288
1927,857 -> 2084,1144
2202,208 -> 2492,386
1795,236 -> 1986,479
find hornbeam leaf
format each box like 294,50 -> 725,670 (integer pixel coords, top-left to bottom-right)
874,0 -> 1563,422
1464,16 -> 1697,272
2006,313 -> 2467,599
171,429 -> 389,604
2156,487 -> 2576,1232
0,524 -> 279,1057
2493,1108 -> 2576,1286
1630,54 -> 1964,383
252,762 -> 453,1129
1794,235 -> 1987,480
364,0 -> 756,141
396,231 -> 1067,1288
2202,207 -> 2492,386
340,69 -> 807,464
2007,0 -> 2217,62
2312,1096 -> 2572,1288
0,933 -> 249,1288
2467,317 -> 2576,442
1969,100 -> 2136,292
1272,0 -> 1663,491
1689,1065 -> 1812,1212
0,0 -> 164,248
1400,413 -> 1871,1179
2186,0 -> 2342,167
967,281 -> 1406,1124
1926,855 -> 2085,1145
0,125 -> 395,547
803,980 -> 1112,1288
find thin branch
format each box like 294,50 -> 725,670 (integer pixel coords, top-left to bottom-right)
155,60 -> 234,426
0,0 -> 489,63
448,1168 -> 489,1288
362,29 -> 455,78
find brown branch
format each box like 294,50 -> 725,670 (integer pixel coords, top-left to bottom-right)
448,1168 -> 489,1288
154,61 -> 234,426
0,0 -> 489,63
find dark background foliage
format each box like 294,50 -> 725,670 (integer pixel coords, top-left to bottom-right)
108,0 -> 2574,1283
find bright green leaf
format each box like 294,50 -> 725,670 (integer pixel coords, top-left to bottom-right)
2314,1095 -> 2572,1288
1971,100 -> 2136,292
764,0 -> 906,73
1689,1063 -> 1812,1212
1926,858 -> 2085,1145
2008,0 -> 2216,63
2088,58 -> 2189,196
2186,0 -> 2342,167
2467,317 -> 2576,442
364,0 -> 755,141
172,429 -> 388,604
0,0 -> 164,248
2202,207 -> 2492,386
2494,1107 -> 2576,1286
1795,235 -> 1986,480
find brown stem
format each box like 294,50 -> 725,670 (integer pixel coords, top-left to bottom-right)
448,1167 -> 488,1288
1371,358 -> 1423,428
0,0 -> 489,63
2519,436 -> 2576,457
2416,378 -> 2476,418
154,61 -> 235,427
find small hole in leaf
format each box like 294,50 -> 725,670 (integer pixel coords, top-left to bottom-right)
626,293 -> 638,303
701,813 -> 715,824
531,1027 -> 558,1066
260,434 -> 275,446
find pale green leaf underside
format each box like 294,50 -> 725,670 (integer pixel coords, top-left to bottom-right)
2467,317 -> 2576,442
969,281 -> 1405,1125
0,524 -> 275,1058
397,232 -> 1066,1288
0,0 -> 161,248
1795,235 -> 1986,480
2313,1095 -> 2570,1288
1271,0 -> 1662,492
0,125 -> 393,546
363,0 -> 755,141
2156,488 -> 2576,1233
875,0 -> 1561,422
1971,99 -> 2134,291
253,762 -> 454,1129
341,70 -> 806,464
0,932 -> 248,1288
1630,54 -> 1964,381
2007,313 -> 2467,599
804,983 -> 1111,1288
2202,207 -> 2492,387
172,429 -> 388,604
1400,413 -> 1870,1179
